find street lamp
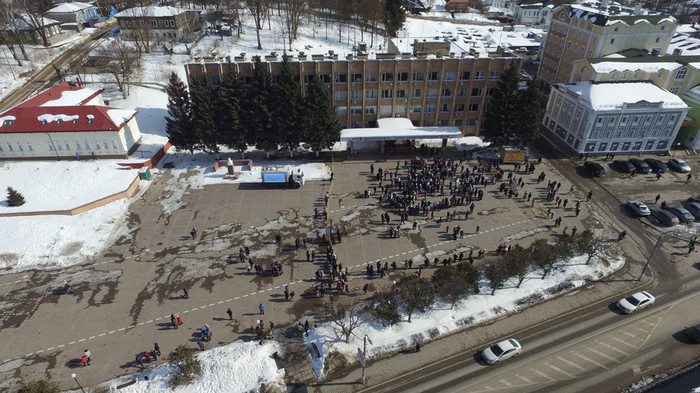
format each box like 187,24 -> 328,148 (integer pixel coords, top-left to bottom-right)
359,334 -> 373,385
71,373 -> 86,393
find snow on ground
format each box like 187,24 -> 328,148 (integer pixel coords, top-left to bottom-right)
112,341 -> 285,393
424,0 -> 494,22
306,252 -> 625,378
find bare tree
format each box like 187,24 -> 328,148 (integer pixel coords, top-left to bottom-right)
281,0 -> 306,46
0,0 -> 29,63
328,302 -> 365,343
121,5 -> 153,59
243,0 -> 270,49
15,0 -> 55,47
97,39 -> 136,99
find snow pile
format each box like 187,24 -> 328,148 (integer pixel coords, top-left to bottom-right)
117,341 -> 285,393
306,253 -> 624,378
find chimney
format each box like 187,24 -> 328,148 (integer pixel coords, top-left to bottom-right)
634,3 -> 642,15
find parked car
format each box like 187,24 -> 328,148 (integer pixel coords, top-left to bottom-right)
629,158 -> 652,174
616,291 -> 655,314
664,205 -> 695,224
644,158 -> 667,173
687,196 -> 700,204
650,209 -> 680,226
626,200 -> 651,216
612,160 -> 635,173
482,339 -> 522,364
668,158 -> 691,173
583,162 -> 606,177
687,324 -> 700,343
682,201 -> 700,219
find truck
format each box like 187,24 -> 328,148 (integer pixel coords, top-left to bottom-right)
500,146 -> 527,164
261,166 -> 305,188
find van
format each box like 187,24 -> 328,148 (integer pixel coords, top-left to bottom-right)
651,209 -> 679,226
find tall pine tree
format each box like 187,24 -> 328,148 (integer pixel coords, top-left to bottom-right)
515,78 -> 544,145
273,57 -> 304,155
482,62 -> 520,146
242,57 -> 277,153
190,74 -> 218,153
303,75 -> 342,154
165,72 -> 196,153
215,64 -> 247,153
384,0 -> 405,37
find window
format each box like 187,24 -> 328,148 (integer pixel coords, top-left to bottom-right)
26,142 -> 33,151
441,88 -> 452,97
454,119 -> 463,126
381,89 -> 393,98
661,25 -> 665,30
459,71 -> 470,81
351,90 -> 362,100
676,68 -> 687,80
455,103 -> 465,112
444,71 -> 456,81
47,142 -> 54,151
41,119 -> 48,125
486,87 -> 494,97
366,90 -> 377,99
411,105 -> 422,113
335,91 -> 347,100
457,88 -> 468,97
366,73 -> 378,82
72,118 -> 78,125
395,105 -> 406,115
469,103 -> 479,112
150,20 -> 157,27
83,140 -> 90,150
398,72 -> 409,82
412,89 -> 422,98
303,75 -> 312,85
170,20 -> 175,27
94,140 -> 101,150
111,140 -> 118,150
75,141 -> 81,150
16,143 -> 23,151
474,71 -> 485,80
102,141 -> 108,150
335,106 -> 347,116
670,86 -> 680,94
335,74 -> 347,83
382,72 -> 394,82
380,105 -> 392,115
365,106 -> 376,115
428,71 -> 439,81
6,143 -> 12,152
350,106 -> 362,115
396,89 -> 407,98
413,72 -> 424,81
471,88 -> 482,97
489,71 -> 500,81
87,116 -> 94,125
440,104 -> 450,112
2,119 -> 13,126
427,88 -> 438,98
468,118 -> 478,126
351,73 -> 363,83
425,104 -> 436,113
655,37 -> 660,43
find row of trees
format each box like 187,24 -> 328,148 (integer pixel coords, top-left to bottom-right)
165,58 -> 342,154
482,62 -> 544,147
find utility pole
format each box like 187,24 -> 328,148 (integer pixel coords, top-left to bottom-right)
360,335 -> 373,384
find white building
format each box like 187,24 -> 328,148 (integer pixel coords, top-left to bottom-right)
45,2 -> 101,31
0,83 -> 141,159
512,1 -> 558,30
115,6 -> 201,42
542,81 -> 689,154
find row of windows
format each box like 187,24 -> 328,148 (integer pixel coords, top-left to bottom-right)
346,118 -> 477,128
122,19 -> 176,28
336,103 -> 480,116
336,87 -> 493,101
300,71 -> 496,85
0,139 -> 120,153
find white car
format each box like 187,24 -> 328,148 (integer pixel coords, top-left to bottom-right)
668,158 -> 691,173
626,200 -> 650,216
482,339 -> 522,364
616,291 -> 655,314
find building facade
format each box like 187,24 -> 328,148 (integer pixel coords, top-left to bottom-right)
512,1 -> 558,30
0,84 -> 141,160
184,50 -> 521,136
537,4 -> 677,86
0,16 -> 74,46
115,6 -> 201,42
45,2 -> 101,30
542,81 -> 689,154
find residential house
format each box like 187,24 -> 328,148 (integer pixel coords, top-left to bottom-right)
115,6 -> 201,43
512,0 -> 558,30
0,83 -> 141,159
0,15 -> 74,46
45,2 -> 101,31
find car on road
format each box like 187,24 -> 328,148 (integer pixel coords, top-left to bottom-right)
626,200 -> 651,216
482,339 -> 522,364
644,158 -> 668,173
664,205 -> 695,224
650,209 -> 679,226
629,158 -> 652,174
616,291 -> 655,314
668,158 -> 692,173
612,160 -> 635,173
583,162 -> 606,177
687,324 -> 700,343
682,201 -> 700,220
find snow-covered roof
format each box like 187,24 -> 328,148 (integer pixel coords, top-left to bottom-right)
40,88 -> 100,107
46,2 -> 94,13
340,118 -> 463,142
106,109 -> 137,127
559,81 -> 688,111
684,84 -> 700,104
590,61 -> 683,74
667,34 -> 700,56
2,16 -> 60,30
115,6 -> 192,18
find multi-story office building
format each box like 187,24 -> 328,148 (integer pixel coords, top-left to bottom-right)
542,81 -> 688,154
184,41 -> 521,136
512,0 -> 559,30
537,3 -> 677,86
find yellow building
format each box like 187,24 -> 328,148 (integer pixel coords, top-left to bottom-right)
184,45 -> 521,136
537,4 -> 677,86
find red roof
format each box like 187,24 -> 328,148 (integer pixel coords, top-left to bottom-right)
18,83 -> 103,108
0,106 -> 135,133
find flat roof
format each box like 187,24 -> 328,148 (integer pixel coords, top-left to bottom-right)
340,118 -> 463,142
558,81 -> 688,110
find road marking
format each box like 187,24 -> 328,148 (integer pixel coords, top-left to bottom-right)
78,339 -> 85,343
530,368 -> 552,380
217,301 -> 224,304
57,345 -> 64,348
88,336 -> 95,340
609,336 -> 637,349
46,347 -> 54,351
498,379 -> 512,387
147,320 -> 153,324
515,374 -> 533,384
209,303 -> 215,307
98,333 -> 105,337
36,350 -> 44,354
118,328 -> 125,331
622,331 -> 641,340
562,354 -> 594,371
543,361 -> 576,378
586,347 -> 618,363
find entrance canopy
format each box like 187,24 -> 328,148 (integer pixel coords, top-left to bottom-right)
340,118 -> 463,142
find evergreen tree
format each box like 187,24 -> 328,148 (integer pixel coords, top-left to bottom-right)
384,0 -> 405,37
303,75 -> 342,154
215,64 -> 246,152
242,57 -> 277,153
17,379 -> 60,393
372,290 -> 401,326
273,57 -> 304,154
515,78 -> 544,145
190,74 -> 217,153
432,265 -> 470,309
396,275 -> 435,322
6,186 -> 25,207
482,62 -> 520,146
165,72 -> 196,153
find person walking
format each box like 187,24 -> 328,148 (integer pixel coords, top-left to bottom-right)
182,288 -> 188,299
475,225 -> 480,234
136,353 -> 145,369
170,314 -> 178,329
226,308 -> 233,320
304,320 -> 310,336
655,194 -> 661,204
586,191 -> 593,202
306,250 -> 311,261
259,303 -> 265,315
83,349 -> 91,366
197,339 -> 205,351
190,228 -> 197,240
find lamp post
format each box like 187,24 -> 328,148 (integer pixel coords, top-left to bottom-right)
71,373 -> 86,393
360,334 -> 373,385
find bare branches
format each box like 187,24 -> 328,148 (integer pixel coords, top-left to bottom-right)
96,39 -> 137,99
328,302 -> 366,343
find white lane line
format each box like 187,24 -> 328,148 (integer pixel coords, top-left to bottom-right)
88,336 -> 96,340
217,301 -> 224,304
572,352 -> 608,369
515,374 -> 533,384
543,361 -> 576,378
36,350 -> 44,354
209,303 -> 216,307
98,333 -> 105,337
556,355 -> 586,372
147,320 -> 153,323
118,328 -> 125,332
57,344 -> 65,348
46,347 -> 54,351
586,347 -> 618,363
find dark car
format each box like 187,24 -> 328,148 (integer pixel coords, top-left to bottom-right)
687,196 -> 700,204
644,158 -> 667,173
629,158 -> 652,174
583,162 -> 606,177
613,160 -> 635,173
664,205 -> 695,224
